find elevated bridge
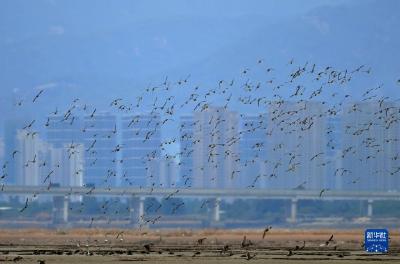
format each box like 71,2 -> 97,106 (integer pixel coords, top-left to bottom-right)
1,185 -> 399,225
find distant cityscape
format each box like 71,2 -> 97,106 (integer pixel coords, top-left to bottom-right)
1,100 -> 399,194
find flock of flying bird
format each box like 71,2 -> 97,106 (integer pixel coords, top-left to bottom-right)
0,58 -> 399,258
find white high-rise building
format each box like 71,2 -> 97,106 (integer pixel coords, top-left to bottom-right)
120,113 -> 161,188
179,115 -> 195,187
239,114 -> 269,188
46,115 -> 82,148
49,144 -> 84,187
190,106 -> 240,189
325,115 -> 343,190
340,101 -> 400,191
83,113 -> 119,187
16,130 -> 84,188
159,157 -> 179,188
16,130 -> 51,186
266,101 -> 328,190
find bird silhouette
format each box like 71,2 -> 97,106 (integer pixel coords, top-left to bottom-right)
262,226 -> 272,239
325,234 -> 334,246
197,237 -> 207,245
32,89 -> 44,103
19,198 -> 29,212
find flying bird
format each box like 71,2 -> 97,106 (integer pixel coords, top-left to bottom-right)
19,198 -> 29,212
32,89 -> 44,102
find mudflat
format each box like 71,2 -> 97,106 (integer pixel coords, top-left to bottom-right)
0,229 -> 398,263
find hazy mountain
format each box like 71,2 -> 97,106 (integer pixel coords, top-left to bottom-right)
0,0 -> 398,128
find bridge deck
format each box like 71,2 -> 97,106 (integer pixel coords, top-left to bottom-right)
1,185 -> 399,200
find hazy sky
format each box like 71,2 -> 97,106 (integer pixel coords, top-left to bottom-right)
0,0 -> 399,133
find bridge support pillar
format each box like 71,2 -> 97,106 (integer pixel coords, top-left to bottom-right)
52,195 -> 69,225
367,199 -> 373,218
289,198 -> 297,223
213,197 -> 221,222
207,198 -> 222,224
130,196 -> 145,227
